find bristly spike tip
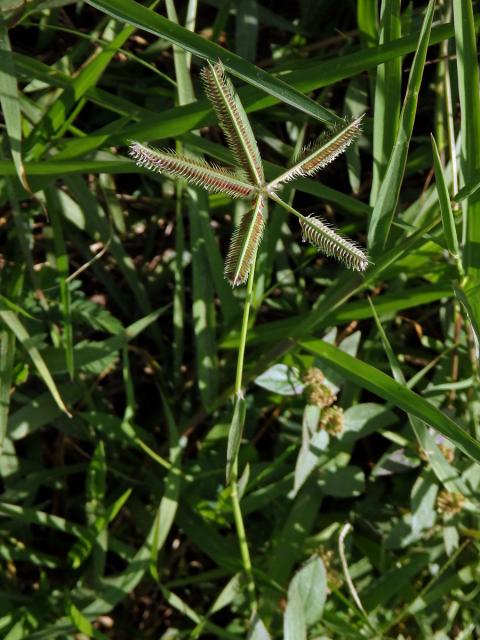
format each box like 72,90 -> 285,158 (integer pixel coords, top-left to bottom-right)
201,61 -> 264,186
268,115 -> 364,191
299,214 -> 369,272
129,142 -> 256,199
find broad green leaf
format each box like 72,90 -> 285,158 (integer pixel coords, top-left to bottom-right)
284,580 -> 306,640
410,470 -> 438,539
255,364 -> 304,396
290,556 -> 328,626
318,466 -> 365,498
247,613 -> 271,640
292,406 -> 328,497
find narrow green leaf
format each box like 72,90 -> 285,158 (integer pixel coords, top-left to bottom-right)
0,309 -> 70,416
367,0 -> 435,254
46,187 -> 74,378
431,134 -> 460,259
149,392 -> 181,578
453,0 -> 480,339
357,0 -> 378,46
0,327 -> 15,452
369,298 -> 468,494
25,22 -> 137,160
226,395 -> 246,483
301,338 -> 480,465
188,188 -> 219,406
0,18 -> 29,190
454,169 -> 480,203
84,0 -> 339,126
370,0 -> 401,204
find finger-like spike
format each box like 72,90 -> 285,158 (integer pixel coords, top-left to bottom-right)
268,116 -> 363,191
129,142 -> 256,199
299,214 -> 369,272
224,196 -> 265,285
201,61 -> 264,186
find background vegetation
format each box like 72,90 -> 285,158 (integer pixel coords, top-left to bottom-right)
1,0 -> 480,638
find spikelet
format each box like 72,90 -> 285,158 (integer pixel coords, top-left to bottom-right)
224,196 -> 265,285
269,116 -> 363,190
299,214 -> 369,272
129,142 -> 255,199
201,61 -> 264,186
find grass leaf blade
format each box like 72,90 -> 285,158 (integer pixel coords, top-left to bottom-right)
302,338 -> 480,465
0,309 -> 71,417
431,134 -> 460,260
84,0 -> 340,126
367,0 -> 435,255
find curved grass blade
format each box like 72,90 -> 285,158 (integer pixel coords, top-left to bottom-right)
369,298 -> 469,495
301,338 -> 480,465
370,0 -> 401,205
84,0 -> 339,126
0,327 -> 15,452
225,195 -> 265,286
0,18 -> 29,190
453,0 -> 480,344
201,61 -> 264,185
0,309 -> 71,417
268,116 -> 363,190
431,134 -> 460,261
129,142 -> 256,199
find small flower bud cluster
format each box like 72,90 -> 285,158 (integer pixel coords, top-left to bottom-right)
302,367 -> 344,436
436,490 -> 465,515
319,406 -> 344,436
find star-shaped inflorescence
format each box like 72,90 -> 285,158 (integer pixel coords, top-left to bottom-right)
129,61 -> 368,286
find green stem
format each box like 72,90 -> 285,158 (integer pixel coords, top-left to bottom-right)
267,189 -> 303,220
230,255 -> 258,614
234,257 -> 257,396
